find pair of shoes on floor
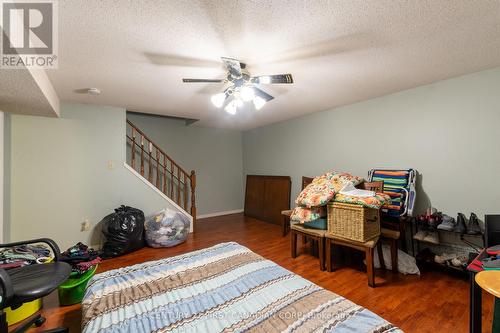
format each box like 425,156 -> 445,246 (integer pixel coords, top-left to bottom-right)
413,229 -> 440,244
434,253 -> 468,267
434,252 -> 455,264
455,212 -> 482,235
451,255 -> 468,268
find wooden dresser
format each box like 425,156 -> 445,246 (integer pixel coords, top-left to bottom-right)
244,175 -> 291,225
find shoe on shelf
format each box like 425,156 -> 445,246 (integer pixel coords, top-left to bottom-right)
435,253 -> 454,265
413,230 -> 428,241
422,230 -> 440,244
437,214 -> 456,231
455,213 -> 467,234
466,213 -> 482,235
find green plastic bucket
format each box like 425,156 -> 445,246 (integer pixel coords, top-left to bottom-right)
58,264 -> 98,306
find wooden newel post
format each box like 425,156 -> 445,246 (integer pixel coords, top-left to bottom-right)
190,170 -> 197,231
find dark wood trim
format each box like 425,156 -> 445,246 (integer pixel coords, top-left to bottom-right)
244,175 -> 291,225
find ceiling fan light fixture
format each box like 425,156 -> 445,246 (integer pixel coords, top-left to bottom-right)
211,93 -> 226,108
253,96 -> 267,110
225,100 -> 238,115
240,86 -> 255,102
235,98 -> 244,107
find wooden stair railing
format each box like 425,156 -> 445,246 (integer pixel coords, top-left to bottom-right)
126,120 -> 196,225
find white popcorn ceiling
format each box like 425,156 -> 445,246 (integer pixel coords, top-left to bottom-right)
47,0 -> 500,129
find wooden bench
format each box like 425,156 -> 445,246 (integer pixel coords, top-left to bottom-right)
290,223 -> 326,271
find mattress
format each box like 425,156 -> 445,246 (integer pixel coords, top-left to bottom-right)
82,242 -> 402,332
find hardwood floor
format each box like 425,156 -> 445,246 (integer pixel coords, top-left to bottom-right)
30,213 -> 493,332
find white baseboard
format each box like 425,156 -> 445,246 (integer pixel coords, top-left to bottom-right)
197,209 -> 244,219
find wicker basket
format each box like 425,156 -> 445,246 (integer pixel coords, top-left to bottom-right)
327,202 -> 380,242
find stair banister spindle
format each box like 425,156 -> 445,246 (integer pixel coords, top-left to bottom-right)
177,167 -> 181,205
140,135 -> 145,176
163,154 -> 167,194
148,141 -> 153,182
183,173 -> 188,210
131,127 -> 136,169
156,148 -> 160,188
170,160 -> 174,198
190,170 -> 196,229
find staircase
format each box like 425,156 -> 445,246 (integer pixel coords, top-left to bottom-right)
126,120 -> 196,225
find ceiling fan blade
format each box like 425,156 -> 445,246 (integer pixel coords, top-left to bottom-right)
253,74 -> 294,84
254,87 -> 274,102
182,78 -> 224,83
221,57 -> 242,78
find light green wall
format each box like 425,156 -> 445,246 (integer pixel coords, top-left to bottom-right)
11,104 -> 182,249
243,67 -> 500,220
127,113 -> 244,216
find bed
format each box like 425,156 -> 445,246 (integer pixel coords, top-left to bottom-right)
82,242 -> 402,332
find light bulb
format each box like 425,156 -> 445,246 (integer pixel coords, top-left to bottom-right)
211,93 -> 226,108
253,96 -> 266,110
240,86 -> 255,102
235,98 -> 244,107
224,100 -> 237,115
259,76 -> 271,84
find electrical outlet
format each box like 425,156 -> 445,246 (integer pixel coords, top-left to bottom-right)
107,160 -> 115,170
81,219 -> 91,232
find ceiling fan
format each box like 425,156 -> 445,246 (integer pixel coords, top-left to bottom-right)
182,57 -> 293,115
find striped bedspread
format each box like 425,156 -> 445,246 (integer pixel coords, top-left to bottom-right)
82,242 -> 402,333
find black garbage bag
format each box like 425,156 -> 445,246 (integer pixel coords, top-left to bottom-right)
101,205 -> 145,258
